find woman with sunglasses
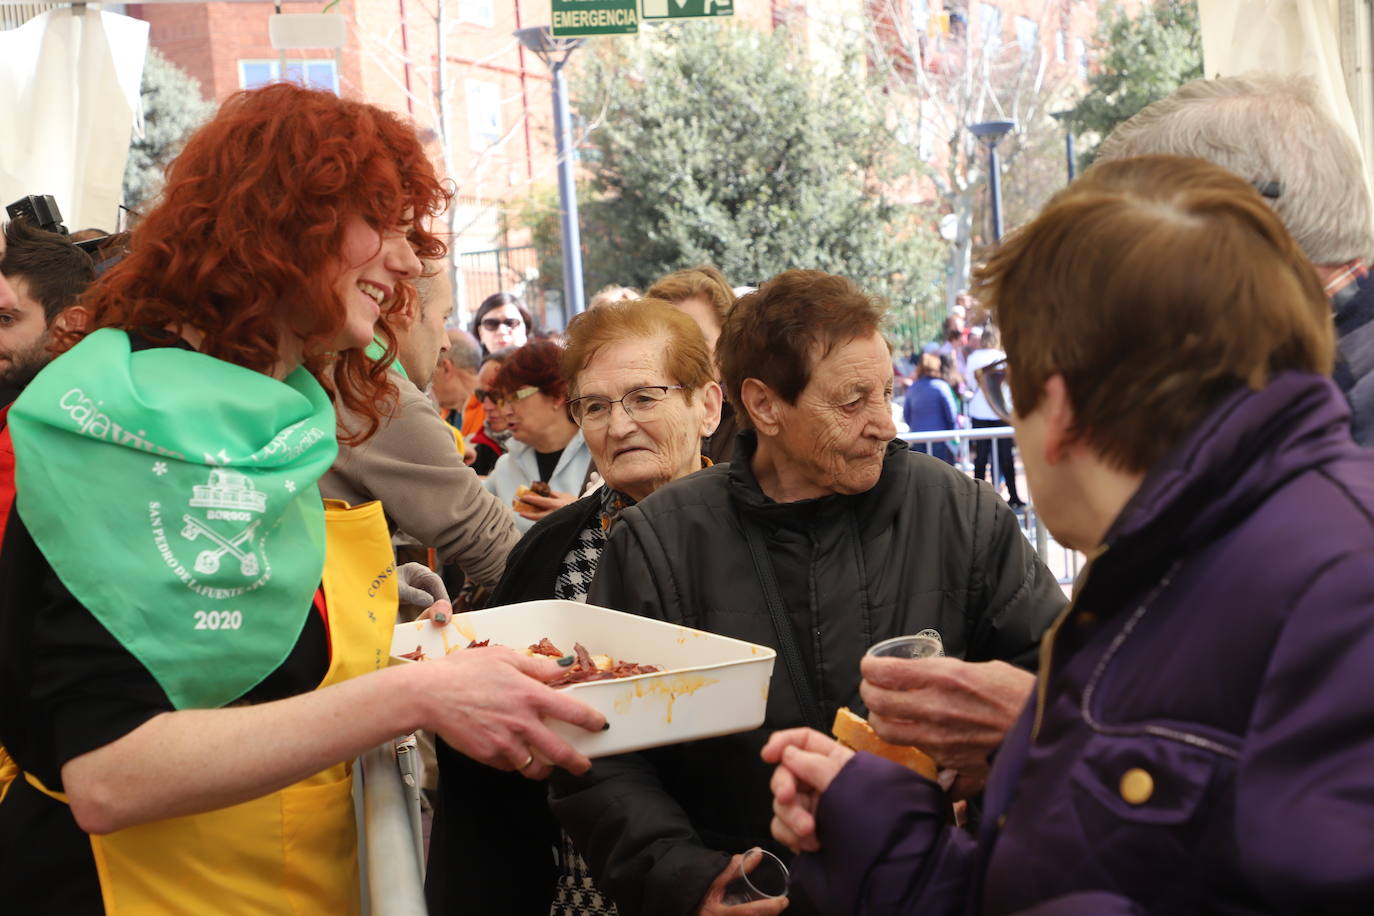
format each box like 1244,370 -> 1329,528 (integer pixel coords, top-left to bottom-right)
462,293 -> 534,445
482,339 -> 592,532
471,291 -> 532,356
427,297 -> 722,916
468,347 -> 515,476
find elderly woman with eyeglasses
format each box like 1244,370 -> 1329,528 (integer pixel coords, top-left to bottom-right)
426,298 -> 722,916
481,339 -> 594,532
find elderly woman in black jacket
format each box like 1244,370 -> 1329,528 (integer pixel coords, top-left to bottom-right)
551,270 -> 1066,916
426,298 -> 722,916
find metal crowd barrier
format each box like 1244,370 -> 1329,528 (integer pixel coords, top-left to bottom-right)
898,426 -> 1082,587
356,736 -> 428,915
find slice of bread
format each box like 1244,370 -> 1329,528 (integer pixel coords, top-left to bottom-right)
513,482 -> 552,513
831,707 -> 939,780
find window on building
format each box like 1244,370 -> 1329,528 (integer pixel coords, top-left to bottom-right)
239,59 -> 339,93
465,79 -> 502,150
1014,15 -> 1037,60
1073,35 -> 1088,78
1055,29 -> 1066,63
978,3 -> 1002,51
458,0 -> 494,27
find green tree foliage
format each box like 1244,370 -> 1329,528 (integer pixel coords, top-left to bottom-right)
1066,0 -> 1202,164
122,48 -> 216,211
526,22 -> 944,328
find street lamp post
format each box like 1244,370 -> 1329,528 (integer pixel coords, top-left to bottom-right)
1050,109 -> 1077,183
515,26 -> 586,318
969,119 -> 1016,242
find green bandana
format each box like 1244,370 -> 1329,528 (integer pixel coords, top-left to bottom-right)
365,338 -> 407,378
9,329 -> 339,709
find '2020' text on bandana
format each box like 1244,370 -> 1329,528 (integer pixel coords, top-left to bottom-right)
9,329 -> 339,709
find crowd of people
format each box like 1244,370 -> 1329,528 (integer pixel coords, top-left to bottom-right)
0,69 -> 1372,916
895,303 -> 1026,508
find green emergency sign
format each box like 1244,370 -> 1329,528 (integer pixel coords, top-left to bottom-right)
551,0 -> 638,36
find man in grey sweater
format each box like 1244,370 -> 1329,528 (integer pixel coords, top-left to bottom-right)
321,282 -> 520,589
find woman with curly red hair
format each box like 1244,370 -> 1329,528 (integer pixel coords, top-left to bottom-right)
0,83 -> 604,912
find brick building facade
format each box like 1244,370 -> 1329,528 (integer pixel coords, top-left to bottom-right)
117,0 -> 1107,317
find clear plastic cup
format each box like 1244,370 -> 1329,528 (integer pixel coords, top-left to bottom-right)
720,847 -> 789,904
866,629 -> 945,659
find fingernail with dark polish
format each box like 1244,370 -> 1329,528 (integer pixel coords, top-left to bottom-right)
433,612 -> 448,624
558,654 -> 576,667
601,722 -> 611,731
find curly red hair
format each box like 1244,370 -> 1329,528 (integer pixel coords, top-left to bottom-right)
71,82 -> 450,439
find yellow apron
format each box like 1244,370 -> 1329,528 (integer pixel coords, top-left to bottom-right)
9,499 -> 396,914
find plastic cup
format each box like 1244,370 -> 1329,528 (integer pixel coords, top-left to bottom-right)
866,629 -> 945,659
720,847 -> 789,904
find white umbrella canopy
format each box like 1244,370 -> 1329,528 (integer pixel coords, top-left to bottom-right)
0,6 -> 147,231
1198,0 -> 1374,198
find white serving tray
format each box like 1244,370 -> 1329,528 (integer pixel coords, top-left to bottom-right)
391,600 -> 776,758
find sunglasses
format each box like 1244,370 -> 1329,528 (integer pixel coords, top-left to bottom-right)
975,359 -> 1014,422
480,317 -> 523,332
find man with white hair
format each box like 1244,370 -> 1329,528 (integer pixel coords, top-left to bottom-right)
1096,73 -> 1374,445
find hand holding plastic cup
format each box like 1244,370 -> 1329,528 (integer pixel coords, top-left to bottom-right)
866,629 -> 945,660
720,847 -> 789,905
865,630 -> 961,798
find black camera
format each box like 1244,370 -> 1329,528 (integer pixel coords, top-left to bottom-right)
6,194 -> 67,234
5,194 -> 105,256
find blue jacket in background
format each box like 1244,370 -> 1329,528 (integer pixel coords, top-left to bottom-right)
903,377 -> 957,433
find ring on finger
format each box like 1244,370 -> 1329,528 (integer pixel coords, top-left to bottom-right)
517,752 -> 535,771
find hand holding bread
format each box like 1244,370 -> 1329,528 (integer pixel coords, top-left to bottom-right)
512,480 -> 553,514
512,481 -> 577,520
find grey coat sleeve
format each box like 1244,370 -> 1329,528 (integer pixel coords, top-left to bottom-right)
965,481 -> 1066,669
551,520 -> 728,916
322,375 -> 519,585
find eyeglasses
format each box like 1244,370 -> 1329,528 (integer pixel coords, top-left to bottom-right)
480,317 -> 523,332
975,359 -> 1014,422
475,387 -> 496,404
567,386 -> 685,429
492,385 -> 541,407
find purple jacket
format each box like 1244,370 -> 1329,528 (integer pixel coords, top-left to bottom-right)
792,374 -> 1374,914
